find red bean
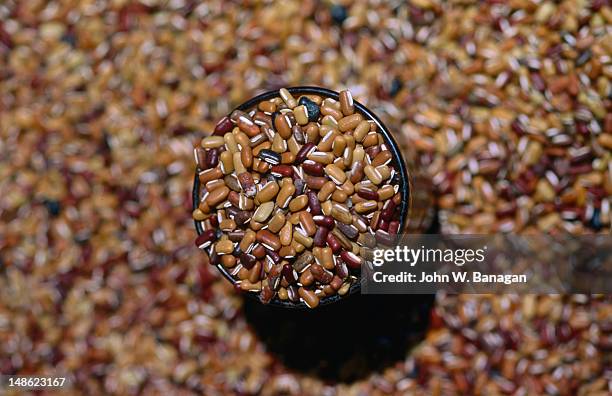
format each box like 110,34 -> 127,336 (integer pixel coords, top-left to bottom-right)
326,233 -> 341,253
357,188 -> 379,200
335,259 -> 349,279
240,253 -> 256,269
313,227 -> 329,247
381,200 -> 396,222
294,142 -> 315,164
194,147 -> 207,169
266,249 -> 281,264
195,229 -> 217,249
388,220 -> 400,235
270,165 -> 293,177
302,160 -> 324,176
307,191 -> 322,215
282,263 -> 298,283
340,250 -> 362,269
206,148 -> 219,168
214,116 -> 233,135
313,215 -> 334,228
305,175 -> 327,190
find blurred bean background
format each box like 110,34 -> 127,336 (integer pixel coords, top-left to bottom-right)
0,0 -> 611,395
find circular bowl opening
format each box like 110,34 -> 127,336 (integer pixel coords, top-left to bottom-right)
193,86 -> 411,309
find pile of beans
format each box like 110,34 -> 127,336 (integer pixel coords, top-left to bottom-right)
193,89 -> 403,308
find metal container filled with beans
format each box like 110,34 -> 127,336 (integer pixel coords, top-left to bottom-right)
193,87 -> 431,308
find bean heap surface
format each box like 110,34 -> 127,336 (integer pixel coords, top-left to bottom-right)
193,88 -> 403,308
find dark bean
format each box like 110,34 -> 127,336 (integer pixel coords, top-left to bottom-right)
357,188 -> 379,200
313,227 -> 329,247
381,200 -> 396,222
336,222 -> 359,240
340,250 -> 362,269
270,165 -> 293,177
282,263 -> 298,283
195,229 -> 217,249
234,211 -> 252,227
326,233 -> 342,253
294,142 -> 315,164
335,259 -> 349,279
307,191 -> 322,215
330,4 -> 348,25
389,77 -> 403,97
266,249 -> 281,264
44,199 -> 61,217
194,147 -> 207,169
268,273 -> 281,290
293,177 -> 306,194
287,285 -> 300,302
214,116 -> 233,135
292,125 -> 305,144
388,220 -> 400,235
206,148 -> 219,168
298,96 -> 320,122
258,149 -> 281,165
313,215 -> 334,228
210,251 -> 220,266
302,160 -> 324,176
228,230 -> 245,242
239,253 -> 256,269
576,49 -> 591,66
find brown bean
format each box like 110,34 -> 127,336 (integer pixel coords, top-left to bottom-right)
241,146 -> 253,169
268,212 -> 286,233
339,90 -> 355,116
256,230 -> 281,251
201,136 -> 225,148
298,287 -> 319,308
293,229 -> 313,248
338,113 -> 363,132
280,221 -> 292,246
205,186 -> 230,206
299,211 -> 316,236
325,163 -> 347,184
318,181 -> 336,201
288,195 -> 308,212
276,182 -> 296,209
255,181 -> 279,203
274,112 -> 293,139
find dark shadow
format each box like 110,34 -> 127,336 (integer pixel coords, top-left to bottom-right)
243,209 -> 440,383
243,293 -> 434,383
